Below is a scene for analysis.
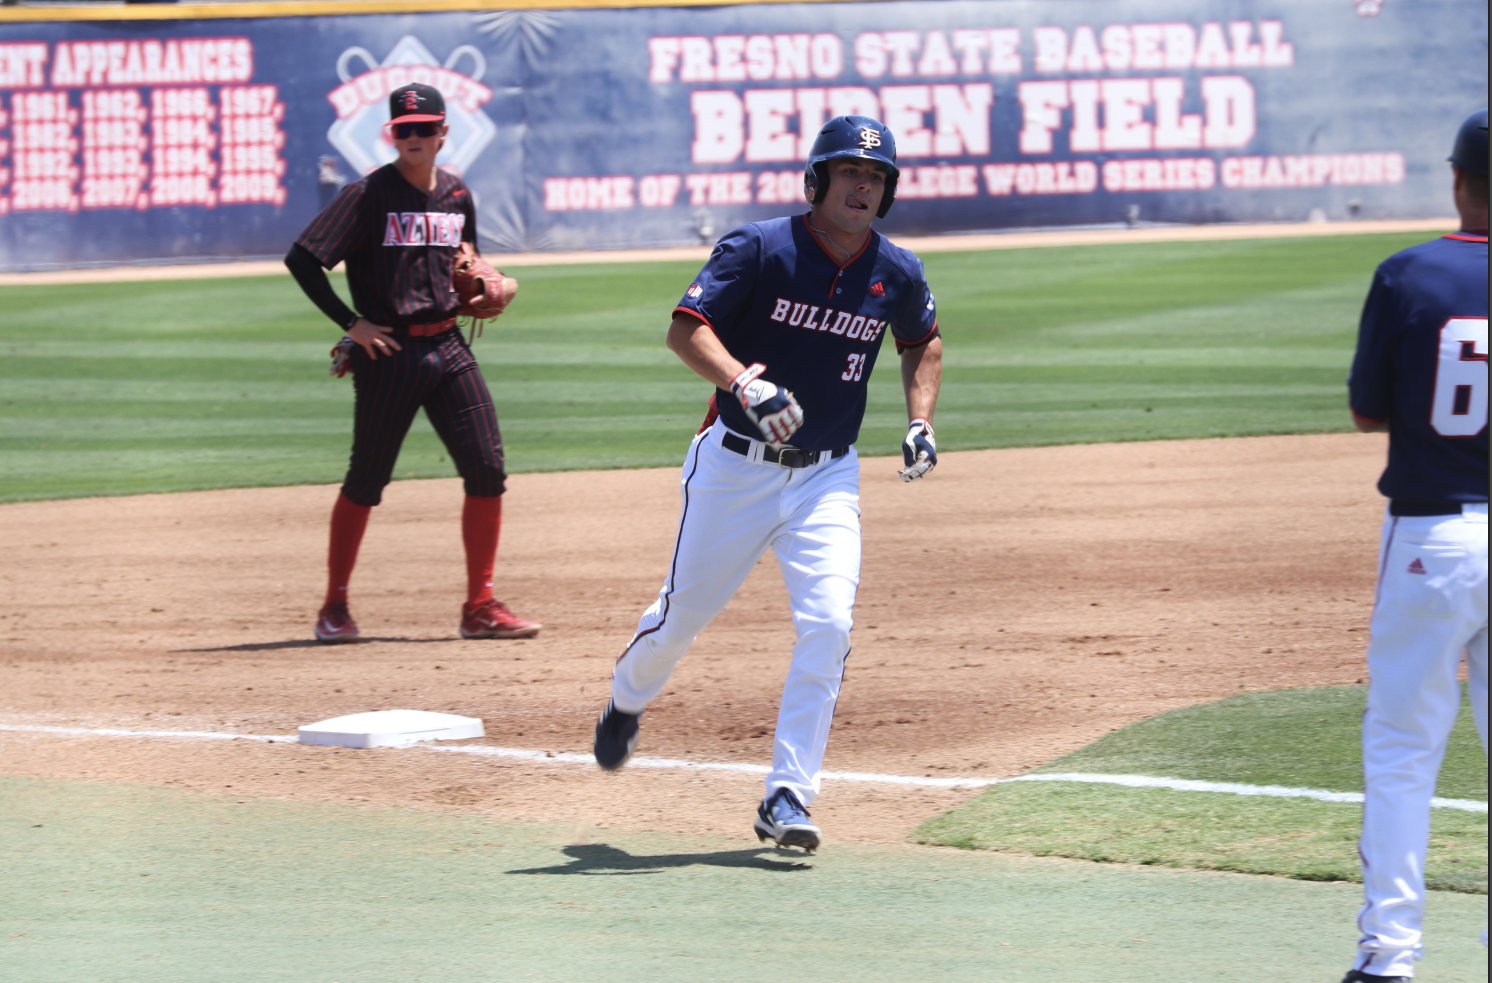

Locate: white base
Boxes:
[297,709,485,749]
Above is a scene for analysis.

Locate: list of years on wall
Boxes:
[1,83,287,215]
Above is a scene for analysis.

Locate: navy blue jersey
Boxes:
[1348,232,1489,503]
[296,164,476,327]
[676,214,938,451]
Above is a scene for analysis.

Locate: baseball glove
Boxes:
[453,242,518,320]
[329,335,356,378]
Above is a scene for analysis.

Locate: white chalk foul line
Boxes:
[0,723,295,743]
[1015,773,1488,813]
[1,723,1484,813]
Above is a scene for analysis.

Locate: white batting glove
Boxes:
[731,363,804,444]
[898,418,937,481]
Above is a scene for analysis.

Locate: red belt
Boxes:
[406,318,457,337]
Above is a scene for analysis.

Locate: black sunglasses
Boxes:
[392,121,441,139]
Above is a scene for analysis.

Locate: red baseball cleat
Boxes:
[460,598,541,639]
[314,602,360,644]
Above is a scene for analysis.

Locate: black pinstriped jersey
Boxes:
[296,163,477,327]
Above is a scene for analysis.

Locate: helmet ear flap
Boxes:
[803,161,829,205]
[876,173,897,218]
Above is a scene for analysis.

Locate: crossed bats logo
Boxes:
[858,126,882,151]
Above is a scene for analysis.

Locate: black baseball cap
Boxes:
[388,83,445,125]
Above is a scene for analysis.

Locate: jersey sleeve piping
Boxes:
[672,306,714,332]
[897,319,939,348]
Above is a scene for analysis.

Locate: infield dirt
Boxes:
[0,433,1388,845]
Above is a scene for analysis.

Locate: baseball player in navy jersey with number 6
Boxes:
[591,116,943,853]
[1340,109,1488,983]
[283,83,540,644]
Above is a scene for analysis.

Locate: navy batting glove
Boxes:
[898,418,936,481]
[731,363,804,444]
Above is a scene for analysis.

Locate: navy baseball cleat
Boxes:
[754,788,821,853]
[593,700,640,771]
[1339,972,1411,982]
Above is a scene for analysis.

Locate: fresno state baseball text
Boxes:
[769,296,885,341]
[546,16,1405,213]
[382,211,466,246]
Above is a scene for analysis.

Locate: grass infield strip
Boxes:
[4,776,1490,983]
[914,686,1488,894]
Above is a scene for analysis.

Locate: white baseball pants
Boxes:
[611,418,861,806]
[1353,504,1488,978]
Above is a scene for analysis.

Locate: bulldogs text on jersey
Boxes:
[769,297,885,342]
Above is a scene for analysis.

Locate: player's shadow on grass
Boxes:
[507,843,812,876]
[176,636,463,653]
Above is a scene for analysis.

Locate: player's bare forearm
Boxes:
[667,311,746,390]
[900,336,942,423]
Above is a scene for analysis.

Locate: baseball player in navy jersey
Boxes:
[283,82,540,644]
[1340,109,1488,983]
[591,115,943,852]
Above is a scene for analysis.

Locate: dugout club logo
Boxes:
[325,35,497,177]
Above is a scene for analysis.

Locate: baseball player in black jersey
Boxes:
[284,82,540,644]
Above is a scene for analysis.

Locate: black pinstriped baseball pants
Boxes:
[341,329,506,507]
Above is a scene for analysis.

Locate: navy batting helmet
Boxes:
[1449,109,1488,176]
[804,115,900,218]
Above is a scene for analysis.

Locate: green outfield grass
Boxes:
[913,686,1488,893]
[0,230,1448,502]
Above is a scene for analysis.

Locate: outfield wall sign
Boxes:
[0,0,1484,268]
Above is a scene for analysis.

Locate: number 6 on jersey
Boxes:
[1432,317,1489,437]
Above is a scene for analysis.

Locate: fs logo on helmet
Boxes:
[858,126,882,151]
[403,90,422,110]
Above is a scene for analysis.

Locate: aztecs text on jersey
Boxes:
[1349,232,1489,503]
[296,164,476,326]
[677,214,939,451]
[382,211,467,247]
